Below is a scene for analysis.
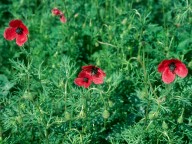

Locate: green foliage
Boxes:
[0,0,192,143]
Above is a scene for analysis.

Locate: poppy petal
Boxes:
[74,77,92,88]
[16,34,28,46]
[175,62,188,78]
[52,8,62,15]
[158,60,170,73]
[83,81,92,88]
[9,19,22,27]
[60,14,67,23]
[78,71,92,78]
[98,69,106,77]
[20,23,29,35]
[162,68,175,84]
[75,71,92,88]
[80,65,105,85]
[92,72,104,82]
[4,27,16,40]
[82,65,93,72]
[92,77,104,84]
[74,78,84,86]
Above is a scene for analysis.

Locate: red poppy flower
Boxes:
[74,71,92,88]
[158,59,188,84]
[52,8,67,23]
[81,65,106,84]
[52,8,62,15]
[4,19,29,46]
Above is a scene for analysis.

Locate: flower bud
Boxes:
[177,115,183,124]
[58,80,64,87]
[108,100,113,107]
[79,110,86,119]
[162,121,168,130]
[52,64,56,68]
[22,91,33,100]
[178,108,184,124]
[188,61,192,68]
[16,116,22,124]
[65,111,71,121]
[121,18,127,25]
[53,51,58,57]
[148,111,158,119]
[102,110,110,119]
[140,90,147,99]
[95,42,99,47]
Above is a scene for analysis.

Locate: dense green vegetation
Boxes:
[0,0,192,143]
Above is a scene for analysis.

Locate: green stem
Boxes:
[45,128,49,144]
[64,80,68,111]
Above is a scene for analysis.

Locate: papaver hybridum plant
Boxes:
[74,71,92,88]
[82,65,106,84]
[4,19,29,46]
[158,59,188,84]
[52,8,67,23]
[74,65,106,88]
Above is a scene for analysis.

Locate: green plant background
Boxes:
[0,0,192,143]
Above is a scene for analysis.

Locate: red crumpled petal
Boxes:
[78,71,91,78]
[82,80,92,88]
[81,65,106,84]
[52,8,62,15]
[175,62,188,78]
[81,66,93,76]
[74,77,84,86]
[81,65,94,70]
[92,71,105,84]
[16,34,28,46]
[162,68,175,84]
[9,19,22,28]
[4,27,16,40]
[158,60,170,73]
[92,77,104,84]
[82,65,106,76]
[75,71,92,88]
[60,14,67,23]
[98,68,106,77]
[20,23,29,35]
[74,77,92,88]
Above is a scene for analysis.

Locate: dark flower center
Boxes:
[91,67,98,75]
[169,62,176,72]
[16,27,23,35]
[83,78,88,83]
